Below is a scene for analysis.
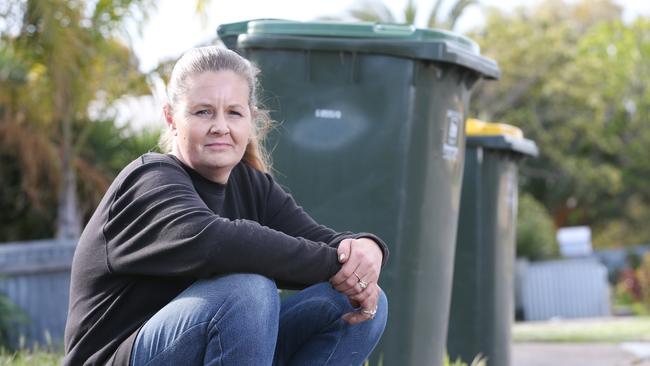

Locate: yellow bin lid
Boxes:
[466,118,523,139]
[465,118,538,157]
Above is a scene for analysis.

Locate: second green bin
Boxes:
[447,119,538,366]
[218,20,499,365]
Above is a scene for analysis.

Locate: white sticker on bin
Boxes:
[443,110,462,161]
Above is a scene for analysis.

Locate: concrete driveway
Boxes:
[512,342,650,366]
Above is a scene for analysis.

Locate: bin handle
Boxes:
[372,23,416,36]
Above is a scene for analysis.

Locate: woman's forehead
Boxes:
[183,71,250,103]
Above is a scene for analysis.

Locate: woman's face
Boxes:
[166,70,253,183]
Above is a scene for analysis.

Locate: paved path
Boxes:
[512,342,650,366]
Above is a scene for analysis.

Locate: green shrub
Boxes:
[638,253,650,312]
[516,193,557,260]
[0,347,63,366]
[363,352,486,366]
[0,292,27,350]
[612,268,648,316]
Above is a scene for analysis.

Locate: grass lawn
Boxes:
[513,316,650,343]
[0,349,484,366]
[0,349,63,366]
[0,353,484,366]
[16,316,650,365]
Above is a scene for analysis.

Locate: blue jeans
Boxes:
[130,273,388,365]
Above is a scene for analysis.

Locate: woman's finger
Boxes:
[341,290,379,324]
[331,263,363,294]
[337,238,353,263]
[349,285,373,302]
[330,250,361,285]
[330,241,360,286]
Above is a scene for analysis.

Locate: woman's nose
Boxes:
[209,113,229,135]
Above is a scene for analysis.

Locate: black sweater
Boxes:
[63,153,388,366]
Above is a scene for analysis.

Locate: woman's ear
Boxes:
[163,104,176,134]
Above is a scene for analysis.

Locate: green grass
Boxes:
[513,316,650,343]
[0,349,484,366]
[14,316,648,365]
[0,348,63,366]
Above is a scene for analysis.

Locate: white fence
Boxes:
[0,239,76,348]
[516,258,610,321]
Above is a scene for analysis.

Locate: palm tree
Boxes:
[0,0,219,242]
[345,0,478,30]
[0,0,152,240]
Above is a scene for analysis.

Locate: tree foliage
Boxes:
[0,0,157,241]
[0,292,27,349]
[470,0,650,248]
[516,193,557,260]
[343,0,478,30]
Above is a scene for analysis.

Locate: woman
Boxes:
[64,46,388,366]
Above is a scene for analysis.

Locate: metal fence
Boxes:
[516,258,610,321]
[0,239,76,348]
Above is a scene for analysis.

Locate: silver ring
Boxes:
[361,306,377,319]
[358,280,368,290]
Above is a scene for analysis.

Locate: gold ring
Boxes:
[353,271,362,281]
[358,280,368,290]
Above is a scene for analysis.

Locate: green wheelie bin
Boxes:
[447,119,538,366]
[218,20,500,366]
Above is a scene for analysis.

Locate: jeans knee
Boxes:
[236,273,279,306]
[218,274,280,329]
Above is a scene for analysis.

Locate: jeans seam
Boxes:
[322,322,344,366]
[208,309,225,366]
[141,320,210,366]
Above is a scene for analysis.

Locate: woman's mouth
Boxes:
[205,142,232,150]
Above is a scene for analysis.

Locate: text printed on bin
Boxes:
[315,109,342,119]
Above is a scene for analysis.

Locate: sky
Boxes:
[131,0,650,73]
[117,0,650,129]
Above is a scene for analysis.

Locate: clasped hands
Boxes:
[329,238,383,324]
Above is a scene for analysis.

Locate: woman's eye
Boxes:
[229,110,243,117]
[194,110,212,117]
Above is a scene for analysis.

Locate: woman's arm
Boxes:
[103,160,341,285]
[257,171,389,294]
[261,174,389,267]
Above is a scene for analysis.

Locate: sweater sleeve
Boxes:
[102,161,341,286]
[261,174,389,267]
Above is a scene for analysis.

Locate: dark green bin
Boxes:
[218,20,499,366]
[447,120,538,366]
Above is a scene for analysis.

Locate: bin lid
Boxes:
[217,19,500,79]
[465,119,539,157]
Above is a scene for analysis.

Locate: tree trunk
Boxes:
[56,117,81,240]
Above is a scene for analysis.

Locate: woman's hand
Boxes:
[330,238,383,324]
[341,282,383,324]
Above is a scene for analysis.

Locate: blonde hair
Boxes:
[159,46,272,173]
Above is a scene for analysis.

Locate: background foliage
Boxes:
[516,193,557,260]
[0,0,159,241]
[0,294,25,349]
[468,0,650,251]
